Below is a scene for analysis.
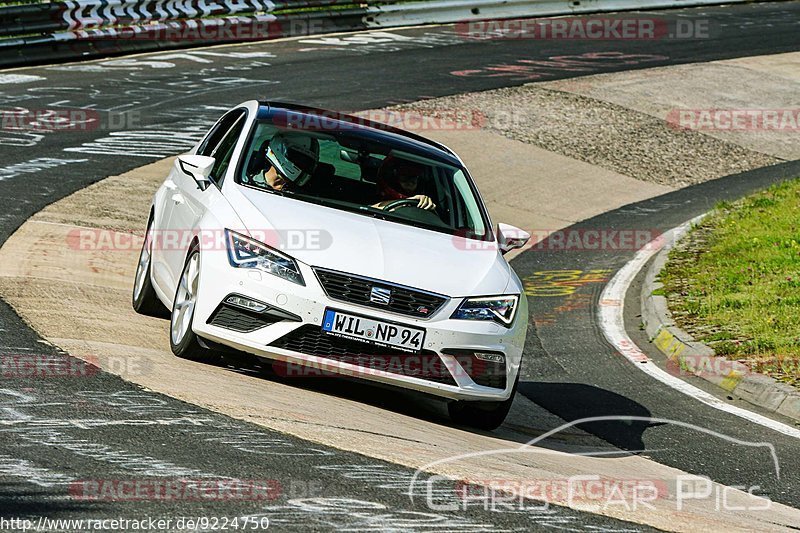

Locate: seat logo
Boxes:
[370,286,391,305]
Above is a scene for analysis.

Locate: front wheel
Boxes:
[170,247,218,364]
[132,216,167,317]
[448,373,519,431]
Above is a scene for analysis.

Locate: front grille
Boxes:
[270,325,456,385]
[446,350,507,389]
[208,304,280,333]
[313,268,447,318]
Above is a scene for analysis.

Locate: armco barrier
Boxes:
[0,0,757,70]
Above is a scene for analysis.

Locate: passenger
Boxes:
[253,133,319,191]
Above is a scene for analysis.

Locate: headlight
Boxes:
[451,295,518,326]
[225,229,304,286]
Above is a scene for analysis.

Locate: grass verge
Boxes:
[660,178,800,389]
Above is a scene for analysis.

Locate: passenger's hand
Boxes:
[409,195,436,211]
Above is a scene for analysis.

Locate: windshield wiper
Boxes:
[356,206,450,232]
[356,206,391,220]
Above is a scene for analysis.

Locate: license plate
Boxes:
[321,309,425,353]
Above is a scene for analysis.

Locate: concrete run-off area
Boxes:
[396,52,800,188]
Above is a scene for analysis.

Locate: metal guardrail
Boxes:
[0,0,755,69]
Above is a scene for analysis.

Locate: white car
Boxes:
[132,101,530,429]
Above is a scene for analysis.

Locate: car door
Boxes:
[160,109,247,297]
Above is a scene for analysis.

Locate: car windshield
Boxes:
[237,117,491,239]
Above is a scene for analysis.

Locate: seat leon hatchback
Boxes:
[132,101,530,429]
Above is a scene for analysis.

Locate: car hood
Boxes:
[236,188,511,297]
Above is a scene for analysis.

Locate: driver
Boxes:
[253,132,319,191]
[372,158,436,211]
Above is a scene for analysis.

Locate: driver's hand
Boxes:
[409,195,436,211]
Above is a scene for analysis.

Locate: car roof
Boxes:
[256,101,463,167]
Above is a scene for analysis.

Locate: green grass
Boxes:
[0,1,53,5]
[660,178,800,388]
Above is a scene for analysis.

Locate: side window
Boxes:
[197,109,245,158]
[319,140,361,180]
[208,114,246,184]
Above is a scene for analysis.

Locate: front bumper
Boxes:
[192,248,527,401]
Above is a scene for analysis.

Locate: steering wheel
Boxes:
[382,198,420,212]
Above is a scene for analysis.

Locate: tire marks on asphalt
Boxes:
[0,345,646,531]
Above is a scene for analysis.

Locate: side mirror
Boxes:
[178,155,215,191]
[497,223,530,255]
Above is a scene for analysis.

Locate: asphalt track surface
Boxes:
[0,1,799,530]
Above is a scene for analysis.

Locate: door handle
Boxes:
[171,193,185,205]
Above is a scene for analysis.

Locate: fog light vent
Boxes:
[443,349,507,389]
[225,295,267,312]
[474,352,504,363]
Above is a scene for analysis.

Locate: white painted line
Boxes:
[598,215,800,439]
[0,74,45,84]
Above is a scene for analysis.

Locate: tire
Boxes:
[169,246,218,363]
[448,372,520,431]
[132,215,168,317]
